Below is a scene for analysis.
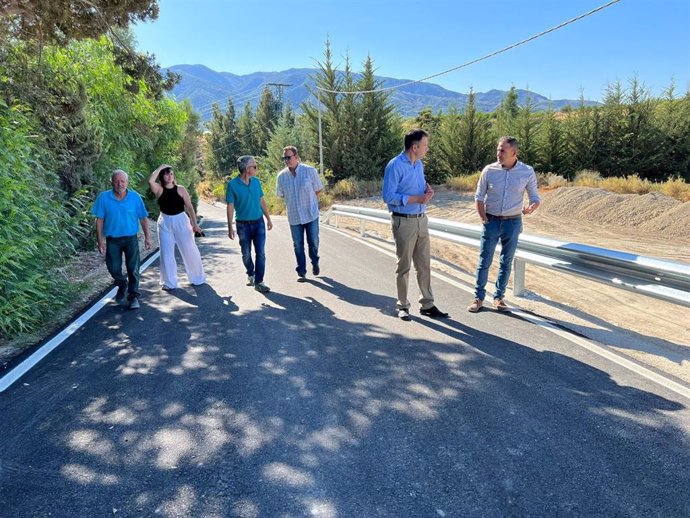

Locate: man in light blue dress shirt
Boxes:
[382,128,449,321]
[468,136,540,313]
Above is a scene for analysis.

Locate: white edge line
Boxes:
[0,250,161,393]
[323,224,690,401]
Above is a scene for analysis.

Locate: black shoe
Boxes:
[313,264,320,276]
[420,305,449,318]
[297,274,307,283]
[398,308,411,321]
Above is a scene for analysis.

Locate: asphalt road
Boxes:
[1,203,689,518]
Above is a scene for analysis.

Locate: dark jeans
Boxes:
[289,218,319,276]
[237,219,266,283]
[106,235,141,301]
[473,215,522,301]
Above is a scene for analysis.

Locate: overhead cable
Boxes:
[316,0,622,95]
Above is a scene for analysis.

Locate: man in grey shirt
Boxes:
[468,136,540,313]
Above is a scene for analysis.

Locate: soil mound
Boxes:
[640,201,690,239]
[540,187,687,239]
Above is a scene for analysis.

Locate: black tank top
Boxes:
[158,185,185,215]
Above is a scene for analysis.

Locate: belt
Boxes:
[487,213,521,220]
[235,218,262,224]
[392,212,425,219]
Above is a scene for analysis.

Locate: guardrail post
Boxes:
[513,258,525,297]
[359,220,365,237]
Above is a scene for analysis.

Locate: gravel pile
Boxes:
[540,187,687,239]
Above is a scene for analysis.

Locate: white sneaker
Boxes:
[246,275,255,286]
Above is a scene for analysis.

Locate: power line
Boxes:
[316,0,622,95]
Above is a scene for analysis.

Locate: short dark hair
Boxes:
[498,136,519,151]
[404,128,429,151]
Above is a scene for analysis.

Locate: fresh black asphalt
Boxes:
[1,203,688,517]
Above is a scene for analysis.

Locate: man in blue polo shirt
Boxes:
[226,155,273,293]
[92,170,151,309]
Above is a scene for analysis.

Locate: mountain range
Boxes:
[166,64,599,121]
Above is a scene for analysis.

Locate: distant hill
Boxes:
[166,64,599,121]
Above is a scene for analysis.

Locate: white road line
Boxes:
[0,250,160,393]
[323,224,690,401]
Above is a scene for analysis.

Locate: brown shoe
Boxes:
[467,298,483,313]
[493,298,509,311]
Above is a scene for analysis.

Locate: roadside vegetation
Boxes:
[1,3,689,345]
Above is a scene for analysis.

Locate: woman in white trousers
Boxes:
[148,164,206,289]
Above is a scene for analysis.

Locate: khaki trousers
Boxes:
[391,214,434,310]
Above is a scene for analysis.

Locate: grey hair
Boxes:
[498,136,519,151]
[237,155,255,174]
[111,169,129,181]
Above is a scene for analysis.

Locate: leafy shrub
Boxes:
[0,102,76,337]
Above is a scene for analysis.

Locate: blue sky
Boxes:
[133,0,690,102]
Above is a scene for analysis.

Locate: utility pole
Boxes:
[266,83,292,114]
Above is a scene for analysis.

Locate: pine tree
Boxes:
[206,98,239,178]
[255,86,279,156]
[1,0,158,46]
[565,95,596,176]
[436,107,463,177]
[624,77,661,179]
[352,54,399,181]
[495,85,519,136]
[657,81,690,180]
[457,89,494,173]
[237,101,257,156]
[303,37,344,182]
[413,107,444,183]
[596,81,627,176]
[537,103,567,176]
[265,108,304,174]
[514,92,540,167]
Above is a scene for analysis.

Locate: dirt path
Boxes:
[339,187,690,384]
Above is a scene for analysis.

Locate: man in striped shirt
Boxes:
[276,146,324,282]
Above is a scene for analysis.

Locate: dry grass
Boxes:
[653,177,690,202]
[328,178,382,199]
[446,172,481,192]
[199,171,690,208]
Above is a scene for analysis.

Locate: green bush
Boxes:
[0,102,77,337]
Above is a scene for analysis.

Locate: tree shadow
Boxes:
[1,283,689,517]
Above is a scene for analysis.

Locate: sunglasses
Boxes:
[282,155,295,161]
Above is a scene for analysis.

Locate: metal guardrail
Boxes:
[324,204,690,308]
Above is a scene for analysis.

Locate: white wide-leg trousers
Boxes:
[157,212,206,288]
